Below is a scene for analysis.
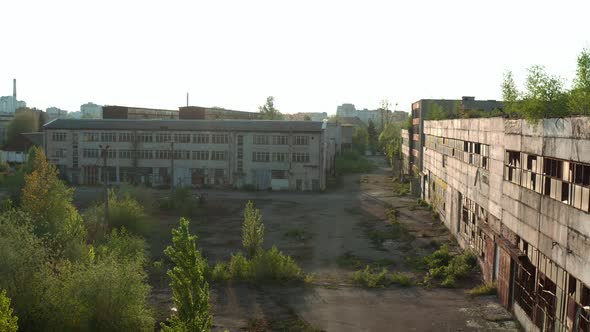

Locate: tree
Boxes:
[569,48,590,115]
[0,289,18,332]
[352,127,369,154]
[162,218,211,332]
[258,96,284,120]
[521,65,568,121]
[20,147,86,259]
[367,119,378,155]
[425,103,447,120]
[242,201,264,258]
[303,115,311,121]
[502,70,520,117]
[4,111,39,148]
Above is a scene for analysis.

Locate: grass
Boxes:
[336,252,363,269]
[352,266,413,288]
[392,180,410,196]
[335,151,375,175]
[467,281,497,296]
[367,221,414,249]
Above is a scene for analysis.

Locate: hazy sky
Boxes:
[1,0,589,114]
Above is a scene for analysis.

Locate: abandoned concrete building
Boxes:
[422,116,590,332]
[102,105,262,120]
[43,119,339,191]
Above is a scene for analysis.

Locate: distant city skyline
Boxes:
[1,0,589,115]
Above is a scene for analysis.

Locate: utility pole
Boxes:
[170,141,175,194]
[99,144,110,227]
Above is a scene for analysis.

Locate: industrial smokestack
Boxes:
[13,79,16,99]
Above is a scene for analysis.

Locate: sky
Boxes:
[1,0,589,115]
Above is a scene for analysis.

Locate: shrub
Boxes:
[353,266,390,288]
[96,228,148,264]
[0,161,9,173]
[335,151,375,175]
[242,201,264,258]
[118,183,156,212]
[467,281,497,296]
[423,245,478,287]
[212,247,305,284]
[108,190,153,237]
[390,272,413,287]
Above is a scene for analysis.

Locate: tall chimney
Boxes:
[13,79,16,99]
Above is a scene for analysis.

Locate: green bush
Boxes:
[423,245,478,287]
[108,190,153,237]
[390,272,413,287]
[118,183,156,212]
[96,228,148,264]
[211,247,305,283]
[353,266,390,288]
[0,161,9,173]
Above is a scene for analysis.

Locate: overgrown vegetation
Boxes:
[422,244,478,287]
[0,148,156,331]
[159,187,203,217]
[467,281,497,296]
[352,266,412,288]
[210,201,307,284]
[335,151,375,175]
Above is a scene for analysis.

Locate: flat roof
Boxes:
[43,119,324,132]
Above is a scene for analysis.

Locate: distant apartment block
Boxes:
[0,79,26,114]
[81,102,103,118]
[336,103,393,128]
[43,119,339,191]
[46,107,68,121]
[422,117,590,332]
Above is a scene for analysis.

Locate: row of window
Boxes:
[252,151,310,163]
[253,135,308,145]
[505,151,590,213]
[424,135,490,169]
[79,132,230,144]
[82,149,228,161]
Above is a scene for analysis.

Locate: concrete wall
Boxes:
[423,116,590,331]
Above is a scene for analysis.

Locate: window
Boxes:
[83,132,99,142]
[273,135,288,145]
[254,135,270,145]
[237,160,243,172]
[156,150,171,159]
[292,152,310,163]
[192,151,209,160]
[53,148,66,158]
[272,152,288,162]
[252,151,270,162]
[211,151,227,160]
[237,135,243,146]
[237,147,243,159]
[137,133,153,142]
[173,150,191,160]
[138,150,153,159]
[193,134,210,144]
[52,132,66,141]
[271,170,287,179]
[118,132,134,142]
[100,132,117,142]
[100,148,116,159]
[174,133,191,143]
[212,134,229,144]
[293,136,309,145]
[119,149,133,159]
[156,133,171,142]
[82,148,99,158]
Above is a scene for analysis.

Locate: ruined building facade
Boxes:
[422,117,590,332]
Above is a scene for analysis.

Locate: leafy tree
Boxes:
[162,218,211,332]
[521,65,569,121]
[242,201,264,258]
[0,210,49,331]
[303,115,311,121]
[425,103,447,120]
[569,48,590,115]
[4,147,41,203]
[0,289,18,332]
[352,127,369,154]
[4,111,39,148]
[379,123,402,168]
[367,119,378,155]
[20,147,86,259]
[502,70,520,117]
[258,96,284,120]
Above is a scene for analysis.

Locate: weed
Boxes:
[353,266,390,288]
[408,204,417,211]
[367,222,414,249]
[467,281,497,296]
[390,272,413,287]
[422,244,478,287]
[417,199,429,207]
